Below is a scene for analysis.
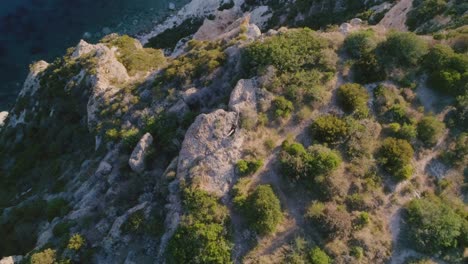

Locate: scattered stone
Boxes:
[169,2,176,10]
[96,161,113,176]
[129,133,154,173]
[350,18,363,26]
[340,23,353,34]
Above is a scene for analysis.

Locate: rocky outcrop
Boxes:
[18,60,49,98]
[71,40,129,130]
[129,133,154,173]
[229,79,258,114]
[177,109,244,196]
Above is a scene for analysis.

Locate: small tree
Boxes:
[309,247,332,264]
[378,137,414,181]
[310,115,348,144]
[417,116,445,147]
[344,30,377,59]
[246,185,283,235]
[273,96,294,118]
[31,249,56,264]
[337,83,370,118]
[378,31,429,67]
[68,233,85,251]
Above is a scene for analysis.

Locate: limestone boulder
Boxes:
[129,133,154,173]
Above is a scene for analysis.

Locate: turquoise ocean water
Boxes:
[0,0,188,110]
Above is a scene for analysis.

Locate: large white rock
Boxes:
[0,111,8,127]
[96,161,113,176]
[177,109,244,196]
[129,133,154,173]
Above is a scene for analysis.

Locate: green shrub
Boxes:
[46,198,70,221]
[310,115,349,145]
[237,159,264,176]
[417,116,446,146]
[354,212,371,229]
[166,188,232,263]
[405,195,467,254]
[378,137,415,181]
[350,246,364,259]
[344,30,377,59]
[243,28,330,74]
[144,112,179,153]
[423,44,468,96]
[157,40,225,85]
[280,141,341,182]
[273,96,294,118]
[121,128,141,150]
[67,233,85,251]
[102,35,166,75]
[166,221,232,264]
[353,50,387,84]
[378,31,429,67]
[105,128,120,141]
[246,185,283,235]
[309,247,331,264]
[31,248,56,264]
[337,83,370,118]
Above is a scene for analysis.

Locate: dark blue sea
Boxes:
[0,0,187,111]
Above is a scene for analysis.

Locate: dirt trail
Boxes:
[386,110,450,264]
[235,73,346,262]
[379,0,413,31]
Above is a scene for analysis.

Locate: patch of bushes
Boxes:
[306,202,352,239]
[67,233,85,251]
[404,194,468,254]
[121,128,141,150]
[309,247,332,264]
[417,116,446,147]
[245,185,283,235]
[280,141,342,182]
[310,115,349,145]
[406,0,448,31]
[378,137,415,181]
[344,30,378,59]
[156,40,226,86]
[423,44,468,96]
[236,159,264,176]
[102,35,166,75]
[272,96,294,118]
[337,83,370,118]
[166,188,231,263]
[243,28,333,74]
[377,31,429,67]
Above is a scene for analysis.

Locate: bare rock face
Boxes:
[177,109,244,196]
[229,79,258,114]
[129,133,153,173]
[0,256,23,264]
[71,40,129,130]
[18,60,49,97]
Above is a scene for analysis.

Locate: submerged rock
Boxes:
[129,133,154,173]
